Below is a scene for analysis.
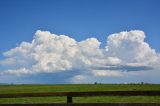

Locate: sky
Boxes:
[0,0,160,84]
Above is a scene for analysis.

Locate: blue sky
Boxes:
[0,0,160,84]
[1,0,160,54]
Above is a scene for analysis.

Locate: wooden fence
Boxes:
[0,91,160,106]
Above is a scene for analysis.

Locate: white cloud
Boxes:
[106,30,160,66]
[92,70,123,77]
[1,68,31,76]
[0,30,107,75]
[73,75,86,80]
[0,30,160,83]
[0,58,15,65]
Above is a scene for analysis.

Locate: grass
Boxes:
[0,84,160,104]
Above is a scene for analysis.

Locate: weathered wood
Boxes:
[0,91,160,98]
[0,103,160,106]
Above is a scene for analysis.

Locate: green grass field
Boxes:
[0,84,160,104]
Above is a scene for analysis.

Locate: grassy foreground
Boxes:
[0,84,160,104]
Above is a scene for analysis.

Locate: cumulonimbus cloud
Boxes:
[0,30,160,81]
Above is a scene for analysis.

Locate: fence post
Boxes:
[67,96,72,104]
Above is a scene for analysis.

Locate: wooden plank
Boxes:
[68,91,160,97]
[0,103,160,106]
[0,91,160,98]
[0,92,68,98]
[0,104,67,106]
